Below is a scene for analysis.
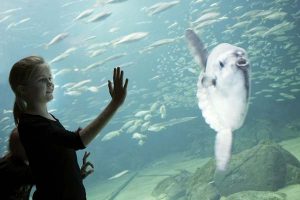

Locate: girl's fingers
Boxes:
[113,68,116,82]
[120,70,123,84]
[124,78,128,90]
[108,80,113,96]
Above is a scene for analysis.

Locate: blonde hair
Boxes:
[9,56,46,124]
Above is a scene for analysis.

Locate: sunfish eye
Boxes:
[219,61,224,68]
[235,51,244,57]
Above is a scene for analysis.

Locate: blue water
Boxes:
[0,0,300,199]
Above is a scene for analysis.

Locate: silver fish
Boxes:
[185,29,250,171]
[45,32,69,49]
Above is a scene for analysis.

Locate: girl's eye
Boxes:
[39,78,47,82]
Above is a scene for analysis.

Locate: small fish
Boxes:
[88,49,106,58]
[0,117,10,123]
[45,32,69,49]
[74,9,94,21]
[108,170,129,180]
[68,80,91,90]
[159,105,166,119]
[101,130,122,141]
[140,121,151,132]
[148,124,166,132]
[144,114,152,121]
[87,11,111,23]
[106,0,128,4]
[138,140,145,146]
[132,132,147,140]
[290,88,300,92]
[120,120,136,131]
[112,32,148,46]
[134,110,151,117]
[146,1,180,16]
[64,90,82,96]
[139,37,178,53]
[109,27,120,33]
[3,109,13,114]
[49,47,77,64]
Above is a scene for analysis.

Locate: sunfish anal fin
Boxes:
[215,129,232,171]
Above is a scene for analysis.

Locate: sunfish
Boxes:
[185,29,250,171]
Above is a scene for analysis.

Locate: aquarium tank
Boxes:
[1,0,300,199]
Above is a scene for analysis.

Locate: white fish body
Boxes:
[45,32,69,49]
[185,29,250,171]
[87,11,111,23]
[49,47,77,64]
[134,110,151,117]
[108,170,129,180]
[159,105,166,119]
[146,1,180,16]
[74,9,94,21]
[132,132,147,140]
[101,130,122,141]
[112,32,148,46]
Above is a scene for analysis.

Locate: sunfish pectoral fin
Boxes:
[185,28,208,70]
[201,76,216,87]
[215,129,232,171]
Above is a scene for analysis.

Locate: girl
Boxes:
[0,128,33,200]
[9,56,128,200]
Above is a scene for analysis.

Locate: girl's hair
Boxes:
[9,56,46,124]
[8,128,20,153]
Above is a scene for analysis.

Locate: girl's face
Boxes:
[24,64,54,105]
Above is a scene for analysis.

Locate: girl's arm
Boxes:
[79,67,128,146]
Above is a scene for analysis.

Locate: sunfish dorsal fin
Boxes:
[185,28,208,70]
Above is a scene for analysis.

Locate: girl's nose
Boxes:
[47,79,54,87]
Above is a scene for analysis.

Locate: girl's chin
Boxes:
[46,94,54,101]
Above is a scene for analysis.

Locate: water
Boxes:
[0,0,300,199]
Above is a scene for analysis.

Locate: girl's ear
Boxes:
[17,85,26,96]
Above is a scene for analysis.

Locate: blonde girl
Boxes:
[9,56,128,200]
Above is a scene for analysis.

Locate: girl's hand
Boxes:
[80,151,94,179]
[108,67,128,106]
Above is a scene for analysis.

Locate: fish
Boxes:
[0,7,22,15]
[111,32,149,46]
[0,117,10,123]
[49,47,77,64]
[185,29,251,171]
[73,9,94,21]
[134,110,151,117]
[87,49,106,58]
[108,170,129,180]
[45,32,69,49]
[106,0,128,4]
[68,79,91,90]
[0,15,11,23]
[132,132,147,140]
[101,130,123,141]
[87,11,112,23]
[139,37,178,53]
[159,105,166,119]
[145,1,180,16]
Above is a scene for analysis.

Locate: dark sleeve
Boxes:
[50,127,86,150]
[19,119,85,150]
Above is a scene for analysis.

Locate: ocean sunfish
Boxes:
[185,29,250,171]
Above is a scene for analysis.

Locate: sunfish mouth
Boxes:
[236,58,248,69]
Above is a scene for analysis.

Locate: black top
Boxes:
[0,156,33,200]
[18,113,86,200]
